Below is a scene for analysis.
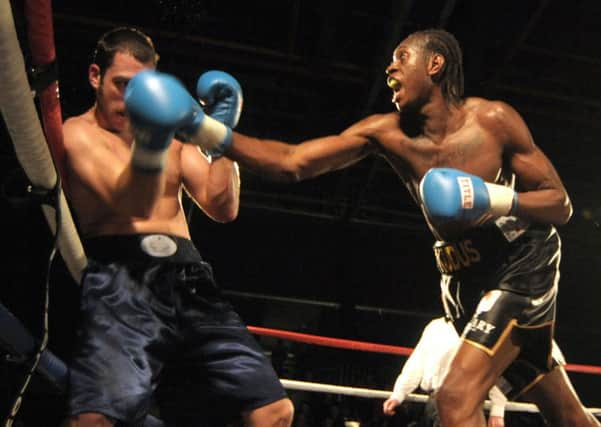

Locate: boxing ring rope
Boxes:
[248,326,601,416]
[247,326,601,376]
[0,0,86,284]
[279,379,545,414]
[248,326,413,356]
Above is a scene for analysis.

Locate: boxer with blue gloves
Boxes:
[61,27,293,427]
[194,28,598,427]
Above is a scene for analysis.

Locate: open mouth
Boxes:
[387,77,403,106]
[387,76,401,91]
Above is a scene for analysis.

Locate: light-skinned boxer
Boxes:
[62,26,293,427]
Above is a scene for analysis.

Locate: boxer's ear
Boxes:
[89,64,101,90]
[427,53,446,82]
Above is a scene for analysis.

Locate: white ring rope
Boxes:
[280,379,601,416]
[0,0,86,283]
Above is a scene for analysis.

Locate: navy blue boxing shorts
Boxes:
[68,234,287,425]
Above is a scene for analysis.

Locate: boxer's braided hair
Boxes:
[412,29,464,106]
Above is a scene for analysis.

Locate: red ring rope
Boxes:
[248,325,601,375]
[250,325,418,356]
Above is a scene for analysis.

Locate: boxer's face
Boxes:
[386,36,433,112]
[90,51,154,133]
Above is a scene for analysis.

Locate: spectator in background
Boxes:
[382,317,506,427]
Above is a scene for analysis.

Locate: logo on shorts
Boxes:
[140,234,177,257]
[433,239,481,274]
[467,318,496,335]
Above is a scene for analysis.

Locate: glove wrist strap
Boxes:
[485,183,517,217]
[190,115,232,158]
[131,141,168,173]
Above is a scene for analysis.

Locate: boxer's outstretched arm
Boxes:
[226,115,387,182]
[487,101,572,225]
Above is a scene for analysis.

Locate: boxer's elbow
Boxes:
[204,192,239,223]
[248,144,327,183]
[281,161,319,183]
[281,148,332,182]
[269,149,310,183]
[281,162,309,183]
[204,203,239,223]
[212,206,239,223]
[221,199,240,222]
[557,195,573,225]
[545,192,572,225]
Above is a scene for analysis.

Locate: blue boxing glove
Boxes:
[196,70,243,129]
[419,167,518,234]
[194,70,242,158]
[125,70,203,172]
[126,70,233,169]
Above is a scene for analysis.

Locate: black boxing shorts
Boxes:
[68,234,287,425]
[434,219,562,398]
[462,286,557,399]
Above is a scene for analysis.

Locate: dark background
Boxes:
[1,0,600,424]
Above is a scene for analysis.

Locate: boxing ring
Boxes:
[1,0,600,425]
[249,325,601,415]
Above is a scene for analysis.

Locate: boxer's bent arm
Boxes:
[204,157,240,222]
[488,101,572,225]
[510,145,572,224]
[181,143,240,223]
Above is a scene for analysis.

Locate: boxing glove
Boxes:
[419,167,518,231]
[125,70,202,172]
[125,70,233,169]
[196,70,243,129]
